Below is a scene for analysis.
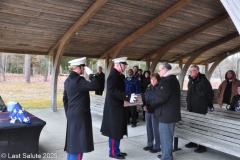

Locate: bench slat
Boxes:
[176,122,240,145]
[174,129,240,158]
[181,110,240,126]
[179,118,240,136]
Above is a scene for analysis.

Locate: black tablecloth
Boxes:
[0,111,46,160]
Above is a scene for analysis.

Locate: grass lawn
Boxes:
[0,73,95,110]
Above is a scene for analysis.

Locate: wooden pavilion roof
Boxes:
[1,0,240,67]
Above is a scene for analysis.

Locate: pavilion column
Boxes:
[146,56,150,70]
[51,49,58,112]
[207,54,229,80]
[178,58,185,90]
[49,0,108,110]
[104,54,110,94]
[179,58,183,69]
[205,63,210,80]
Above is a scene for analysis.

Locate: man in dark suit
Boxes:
[95,66,105,96]
[185,65,214,153]
[101,57,137,159]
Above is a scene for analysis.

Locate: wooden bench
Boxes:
[180,89,218,107]
[90,94,105,116]
[174,108,240,158]
[90,94,143,116]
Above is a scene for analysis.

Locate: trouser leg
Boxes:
[109,137,120,156]
[129,106,137,124]
[126,107,130,124]
[67,153,83,160]
[152,115,160,150]
[145,112,153,147]
[159,122,175,160]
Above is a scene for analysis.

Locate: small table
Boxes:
[0,111,46,160]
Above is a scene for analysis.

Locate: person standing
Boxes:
[141,70,151,121]
[124,69,142,127]
[185,65,214,153]
[95,66,105,96]
[216,70,240,108]
[147,63,182,160]
[137,69,144,87]
[133,65,139,77]
[63,57,100,160]
[143,73,161,154]
[228,85,240,112]
[101,57,137,159]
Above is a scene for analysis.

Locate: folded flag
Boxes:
[8,102,31,124]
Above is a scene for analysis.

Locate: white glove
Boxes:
[84,66,93,75]
[130,93,137,103]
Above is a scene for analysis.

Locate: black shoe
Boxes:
[194,146,207,153]
[143,146,153,151]
[109,154,125,159]
[150,148,161,153]
[131,124,136,127]
[157,155,161,158]
[120,152,127,156]
[185,142,198,148]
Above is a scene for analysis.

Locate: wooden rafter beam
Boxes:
[0,49,47,55]
[197,46,240,65]
[62,53,101,58]
[141,13,229,62]
[100,0,192,59]
[172,32,239,63]
[48,0,108,55]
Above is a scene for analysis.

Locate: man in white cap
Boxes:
[63,57,100,160]
[101,57,137,159]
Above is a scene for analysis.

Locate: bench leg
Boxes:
[173,137,181,152]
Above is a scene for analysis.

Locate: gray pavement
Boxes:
[28,107,239,160]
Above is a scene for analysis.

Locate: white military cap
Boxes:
[112,57,128,65]
[68,57,86,66]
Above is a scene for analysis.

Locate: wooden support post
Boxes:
[51,49,58,112]
[104,54,110,94]
[179,58,183,69]
[146,56,150,70]
[205,63,210,80]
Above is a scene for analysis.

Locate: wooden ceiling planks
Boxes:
[0,0,239,67]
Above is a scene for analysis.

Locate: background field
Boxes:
[0,73,68,109]
[0,73,220,110]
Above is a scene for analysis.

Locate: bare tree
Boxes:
[25,54,31,83]
[43,56,51,81]
[0,53,6,81]
[217,65,223,82]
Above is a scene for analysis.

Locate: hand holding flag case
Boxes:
[8,102,31,124]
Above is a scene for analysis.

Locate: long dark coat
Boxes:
[95,72,105,92]
[63,71,100,153]
[101,68,130,139]
[186,73,214,114]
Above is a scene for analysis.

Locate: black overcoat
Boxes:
[63,71,100,153]
[101,68,130,139]
[95,72,105,92]
[149,67,182,123]
[186,73,214,114]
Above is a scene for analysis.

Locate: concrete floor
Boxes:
[28,107,240,160]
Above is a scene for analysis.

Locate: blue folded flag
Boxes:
[8,102,31,124]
